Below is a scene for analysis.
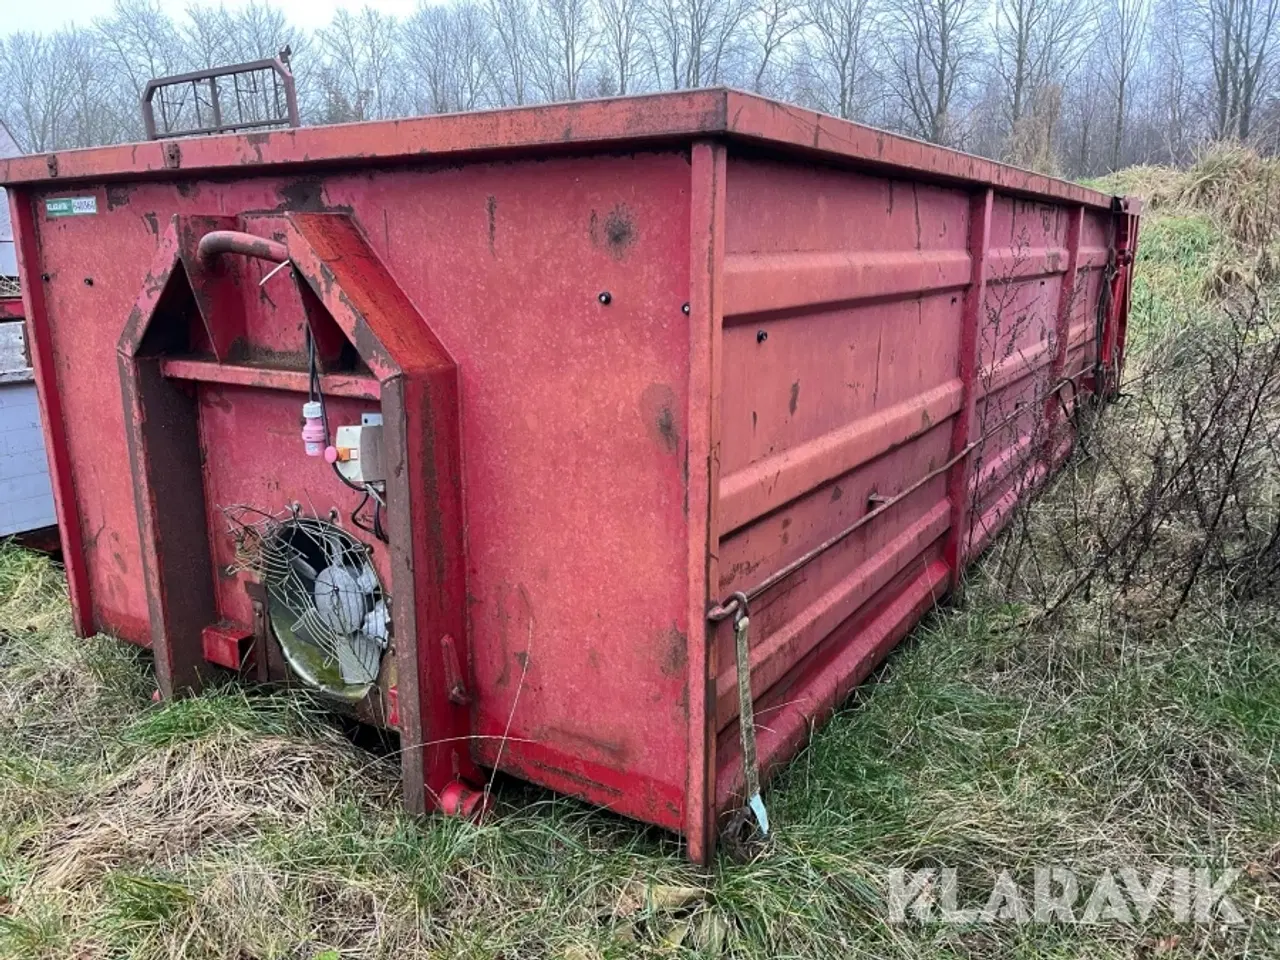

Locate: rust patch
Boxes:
[83,520,106,551]
[831,484,843,502]
[245,132,270,161]
[639,383,679,454]
[789,380,800,415]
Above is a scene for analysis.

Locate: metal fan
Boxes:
[257,516,390,701]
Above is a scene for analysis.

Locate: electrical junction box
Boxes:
[333,413,384,484]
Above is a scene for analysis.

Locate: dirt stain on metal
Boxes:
[494,582,534,688]
[279,179,327,211]
[591,203,637,260]
[789,380,800,415]
[486,195,497,257]
[106,185,135,210]
[660,624,688,677]
[640,383,679,454]
[540,726,626,763]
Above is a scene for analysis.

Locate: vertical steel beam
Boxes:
[9,190,94,637]
[1043,206,1084,463]
[686,139,726,865]
[944,188,994,588]
[1110,204,1141,394]
[119,353,217,696]
[116,219,223,696]
[1101,204,1136,397]
[286,213,481,813]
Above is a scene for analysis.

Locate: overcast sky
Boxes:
[6,0,422,34]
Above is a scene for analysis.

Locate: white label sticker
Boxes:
[45,196,98,217]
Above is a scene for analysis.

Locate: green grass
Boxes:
[2,170,1280,958]
[2,565,1277,957]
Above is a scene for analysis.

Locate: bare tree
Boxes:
[487,0,535,104]
[1100,0,1147,169]
[747,0,806,94]
[598,0,646,93]
[887,0,985,144]
[61,29,127,148]
[643,0,753,88]
[403,1,496,113]
[0,33,76,152]
[94,0,185,99]
[529,0,601,99]
[802,0,881,118]
[1192,0,1280,139]
[995,0,1087,147]
[1148,0,1194,160]
[230,2,301,59]
[315,7,405,120]
[183,5,236,68]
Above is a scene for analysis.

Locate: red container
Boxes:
[1,90,1139,862]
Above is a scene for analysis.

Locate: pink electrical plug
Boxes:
[302,401,326,457]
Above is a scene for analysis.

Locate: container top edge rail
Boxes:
[0,88,1132,212]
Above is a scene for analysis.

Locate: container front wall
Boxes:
[13,150,702,831]
[710,149,1124,811]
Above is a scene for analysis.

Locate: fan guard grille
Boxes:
[229,508,390,701]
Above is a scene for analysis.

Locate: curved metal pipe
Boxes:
[197,230,289,264]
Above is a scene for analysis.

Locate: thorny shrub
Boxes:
[989,149,1280,632]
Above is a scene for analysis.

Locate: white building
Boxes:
[0,120,16,277]
[0,120,56,537]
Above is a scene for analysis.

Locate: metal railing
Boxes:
[142,47,300,140]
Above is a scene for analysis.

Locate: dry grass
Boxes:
[1,155,1280,958]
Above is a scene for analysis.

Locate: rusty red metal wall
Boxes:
[0,90,1139,863]
[709,158,1137,817]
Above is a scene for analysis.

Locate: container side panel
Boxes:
[420,155,695,828]
[714,154,964,806]
[33,189,158,640]
[963,198,1116,558]
[714,156,1120,811]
